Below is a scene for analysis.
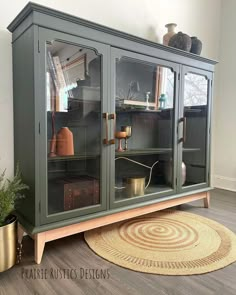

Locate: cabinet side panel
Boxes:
[12,27,36,226]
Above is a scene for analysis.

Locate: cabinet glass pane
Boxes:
[182,73,208,187]
[46,41,101,215]
[115,57,175,201]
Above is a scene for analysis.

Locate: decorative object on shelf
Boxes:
[120,126,132,150]
[64,176,99,210]
[0,165,28,272]
[190,37,202,55]
[124,176,145,198]
[49,176,99,211]
[145,91,151,110]
[48,112,57,157]
[164,160,186,185]
[115,131,127,152]
[163,23,177,46]
[168,32,192,52]
[127,80,140,100]
[115,157,159,193]
[159,93,167,110]
[56,127,74,156]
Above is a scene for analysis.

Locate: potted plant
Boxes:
[0,165,28,272]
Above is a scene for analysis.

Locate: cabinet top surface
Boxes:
[8,2,217,65]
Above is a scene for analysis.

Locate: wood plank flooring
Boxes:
[0,189,235,295]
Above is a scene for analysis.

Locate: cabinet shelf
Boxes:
[115,148,200,157]
[48,153,100,162]
[47,148,200,161]
[115,185,172,202]
[116,108,171,114]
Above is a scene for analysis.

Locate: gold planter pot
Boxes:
[124,176,145,198]
[0,217,17,272]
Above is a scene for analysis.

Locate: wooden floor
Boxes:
[0,189,235,295]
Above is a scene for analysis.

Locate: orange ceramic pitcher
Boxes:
[56,127,74,156]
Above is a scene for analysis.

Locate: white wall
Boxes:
[0,30,14,179]
[0,0,222,179]
[213,0,236,192]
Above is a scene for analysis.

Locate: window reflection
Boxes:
[46,40,102,215]
[115,58,174,111]
[115,57,175,201]
[184,73,208,106]
[182,72,208,187]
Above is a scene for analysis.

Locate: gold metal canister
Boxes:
[0,218,16,272]
[125,176,145,198]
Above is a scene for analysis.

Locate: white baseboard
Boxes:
[213,175,236,192]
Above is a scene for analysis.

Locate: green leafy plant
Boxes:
[0,165,29,227]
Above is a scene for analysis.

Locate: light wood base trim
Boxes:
[35,232,46,264]
[19,192,209,264]
[204,191,210,208]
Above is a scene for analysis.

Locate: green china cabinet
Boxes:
[8,3,216,263]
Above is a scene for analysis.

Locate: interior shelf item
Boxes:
[56,127,74,156]
[48,175,99,213]
[115,156,159,193]
[120,99,156,108]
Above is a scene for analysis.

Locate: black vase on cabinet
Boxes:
[168,32,192,52]
[190,37,202,55]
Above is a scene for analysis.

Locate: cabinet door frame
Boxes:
[177,66,213,194]
[37,27,110,225]
[109,47,180,209]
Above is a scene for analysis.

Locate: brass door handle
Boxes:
[179,117,187,143]
[109,113,116,145]
[103,113,109,145]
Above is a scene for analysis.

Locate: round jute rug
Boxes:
[84,210,236,275]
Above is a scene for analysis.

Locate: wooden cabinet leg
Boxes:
[35,233,46,264]
[203,192,210,208]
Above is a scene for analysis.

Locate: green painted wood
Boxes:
[8,3,217,72]
[178,66,213,194]
[37,27,110,225]
[21,187,213,234]
[8,2,216,233]
[109,47,180,209]
[12,25,36,226]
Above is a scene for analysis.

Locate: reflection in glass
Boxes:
[184,73,208,106]
[116,59,174,111]
[182,73,208,187]
[115,57,175,201]
[46,41,101,215]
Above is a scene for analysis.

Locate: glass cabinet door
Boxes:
[110,49,179,207]
[178,67,212,191]
[38,29,108,223]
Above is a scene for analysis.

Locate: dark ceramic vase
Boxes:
[190,37,202,55]
[168,32,192,52]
